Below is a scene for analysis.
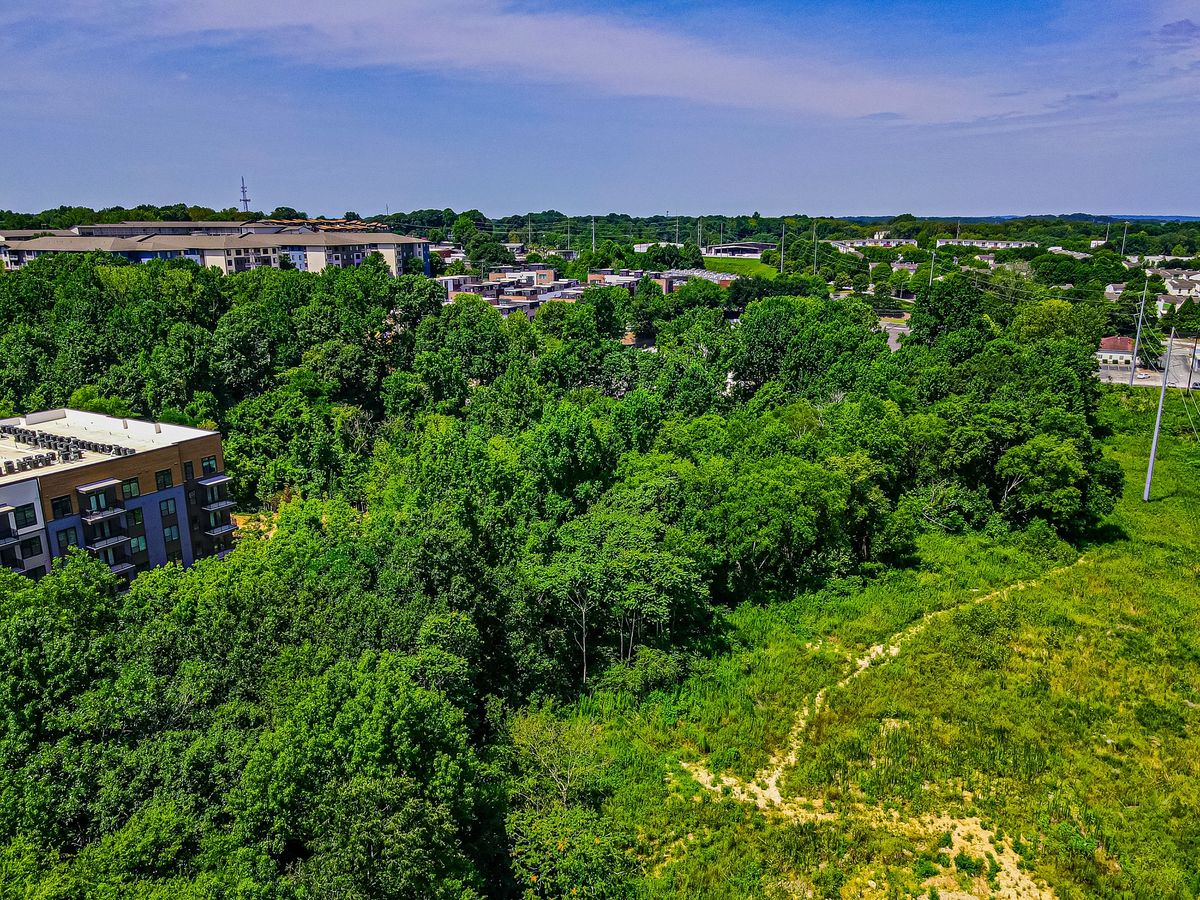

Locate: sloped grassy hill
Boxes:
[582,388,1199,898]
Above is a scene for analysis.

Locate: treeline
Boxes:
[0,250,1124,895]
[8,203,1199,258]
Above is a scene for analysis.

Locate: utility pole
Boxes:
[929,250,936,287]
[779,221,786,275]
[1120,221,1129,256]
[1104,222,1110,244]
[697,217,702,250]
[956,220,961,241]
[527,215,532,246]
[676,217,680,245]
[239,176,251,213]
[591,217,595,252]
[1144,328,1176,501]
[1129,279,1149,386]
[812,219,817,275]
[567,217,570,251]
[720,221,724,245]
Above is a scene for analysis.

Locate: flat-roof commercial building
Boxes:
[0,410,235,582]
[704,241,776,259]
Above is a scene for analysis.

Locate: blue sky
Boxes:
[3,0,1198,217]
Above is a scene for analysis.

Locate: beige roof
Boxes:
[0,229,76,239]
[11,232,427,253]
[0,409,217,486]
[11,236,134,252]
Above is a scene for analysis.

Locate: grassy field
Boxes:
[576,387,1200,899]
[704,257,778,279]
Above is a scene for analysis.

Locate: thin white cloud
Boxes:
[8,0,1196,133]
[28,0,1032,124]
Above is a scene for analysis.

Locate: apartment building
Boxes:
[0,410,234,582]
[0,220,429,275]
[828,238,918,253]
[934,239,1038,249]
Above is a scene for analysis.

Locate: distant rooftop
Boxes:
[0,409,217,485]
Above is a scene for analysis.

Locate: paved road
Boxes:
[1099,340,1200,389]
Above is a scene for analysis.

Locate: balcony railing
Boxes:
[204,523,237,537]
[86,534,130,552]
[202,499,236,513]
[82,505,125,524]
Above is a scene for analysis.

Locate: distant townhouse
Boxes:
[828,238,916,253]
[1165,279,1200,297]
[0,410,235,583]
[935,239,1038,249]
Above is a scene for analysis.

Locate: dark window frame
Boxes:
[56,527,78,553]
[51,495,73,519]
[13,503,37,529]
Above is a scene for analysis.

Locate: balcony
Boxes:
[0,532,17,548]
[204,523,237,537]
[82,505,125,524]
[196,473,232,487]
[86,534,130,552]
[202,498,236,513]
[109,561,136,575]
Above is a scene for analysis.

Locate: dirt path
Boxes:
[678,556,1091,898]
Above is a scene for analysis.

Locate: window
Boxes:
[13,503,37,529]
[56,527,78,553]
[201,455,218,476]
[130,535,147,554]
[155,469,173,491]
[128,508,144,527]
[87,492,109,512]
[167,549,183,564]
[183,460,194,482]
[163,524,180,543]
[121,477,140,500]
[160,497,177,517]
[19,536,42,559]
[51,495,73,519]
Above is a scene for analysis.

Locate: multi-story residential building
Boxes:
[828,237,918,253]
[0,220,429,275]
[934,239,1038,249]
[0,410,234,583]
